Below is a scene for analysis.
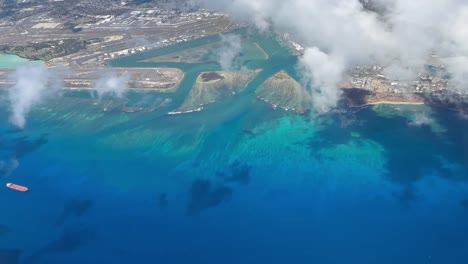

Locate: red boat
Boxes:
[6,183,28,192]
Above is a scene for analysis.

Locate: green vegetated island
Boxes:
[256,70,312,114]
[171,70,261,114]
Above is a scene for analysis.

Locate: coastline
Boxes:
[0,67,185,92]
[0,84,182,93]
[0,52,45,66]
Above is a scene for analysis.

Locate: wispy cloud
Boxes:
[8,64,63,128]
[194,0,468,111]
[93,70,129,99]
[216,34,243,70]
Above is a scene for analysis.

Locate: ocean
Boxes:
[0,31,467,264]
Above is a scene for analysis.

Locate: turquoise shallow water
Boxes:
[0,90,467,264]
[0,55,43,69]
[0,31,467,264]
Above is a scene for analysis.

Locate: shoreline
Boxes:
[257,96,307,114]
[0,84,180,92]
[0,67,185,92]
[0,84,181,92]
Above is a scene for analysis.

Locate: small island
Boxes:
[172,70,261,114]
[256,70,312,113]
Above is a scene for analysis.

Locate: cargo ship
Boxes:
[6,183,28,192]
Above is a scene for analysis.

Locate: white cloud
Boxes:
[216,34,243,70]
[8,65,62,129]
[299,47,344,112]
[94,71,129,99]
[194,0,468,111]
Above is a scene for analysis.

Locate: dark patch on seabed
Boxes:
[56,198,94,226]
[186,179,232,216]
[0,249,21,264]
[11,135,48,158]
[432,108,468,170]
[308,112,359,151]
[23,226,96,264]
[218,160,252,186]
[0,157,19,176]
[241,129,257,138]
[0,133,48,175]
[392,185,417,207]
[4,128,23,134]
[312,106,468,188]
[423,93,468,116]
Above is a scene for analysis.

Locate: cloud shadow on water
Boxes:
[309,103,468,205]
[11,134,48,158]
[55,198,94,226]
[0,133,48,176]
[430,107,468,173]
[221,160,252,186]
[5,128,23,135]
[186,179,232,216]
[391,185,417,208]
[23,226,96,264]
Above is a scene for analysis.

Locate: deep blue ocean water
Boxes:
[0,30,468,264]
[0,92,467,264]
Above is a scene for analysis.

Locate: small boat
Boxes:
[6,183,28,192]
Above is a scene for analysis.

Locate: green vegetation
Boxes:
[0,38,99,61]
[256,70,312,113]
[177,70,260,112]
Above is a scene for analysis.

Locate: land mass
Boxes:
[0,0,238,89]
[339,64,467,112]
[280,29,468,112]
[172,70,261,114]
[141,41,223,64]
[0,67,184,91]
[1,0,467,112]
[256,70,312,113]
